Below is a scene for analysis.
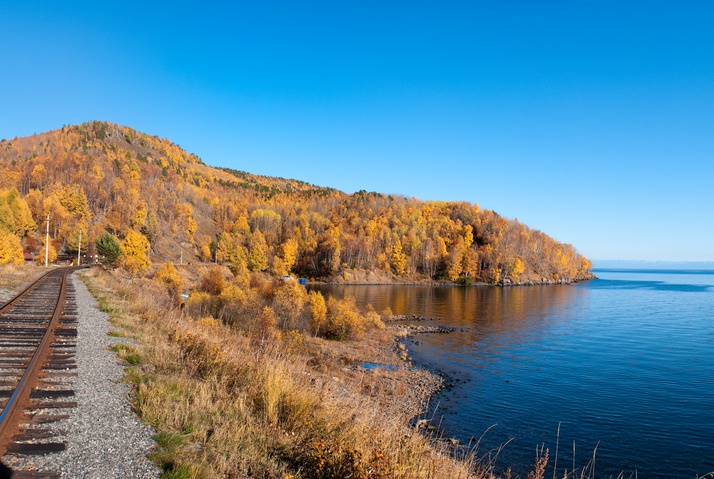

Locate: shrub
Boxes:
[218,283,247,305]
[284,329,305,352]
[296,438,393,479]
[186,292,219,318]
[323,297,364,340]
[0,231,23,265]
[197,316,219,329]
[256,306,280,341]
[308,291,327,335]
[171,328,227,377]
[96,233,122,267]
[251,273,275,298]
[220,284,262,329]
[155,262,184,299]
[273,281,307,330]
[233,266,251,289]
[199,267,225,295]
[364,309,385,331]
[312,297,386,341]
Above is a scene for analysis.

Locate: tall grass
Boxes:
[82,267,482,478]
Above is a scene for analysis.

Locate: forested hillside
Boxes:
[0,122,591,284]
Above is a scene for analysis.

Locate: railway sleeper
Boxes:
[6,442,66,455]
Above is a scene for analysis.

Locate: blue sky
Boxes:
[1,1,712,262]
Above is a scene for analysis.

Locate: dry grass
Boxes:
[0,263,49,298]
[81,267,485,479]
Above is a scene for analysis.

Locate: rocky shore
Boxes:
[380,316,473,449]
[371,314,468,435]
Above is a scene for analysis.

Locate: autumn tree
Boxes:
[0,231,23,265]
[0,189,35,237]
[177,202,197,241]
[272,238,298,276]
[323,226,341,274]
[509,257,526,282]
[122,230,151,275]
[248,230,269,272]
[390,239,408,275]
[217,232,249,275]
[447,238,465,281]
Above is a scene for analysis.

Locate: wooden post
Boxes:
[45,214,50,267]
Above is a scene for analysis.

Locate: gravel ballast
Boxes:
[7,273,161,478]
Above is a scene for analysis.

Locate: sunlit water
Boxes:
[313,270,714,478]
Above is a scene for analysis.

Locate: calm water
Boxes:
[314,270,714,478]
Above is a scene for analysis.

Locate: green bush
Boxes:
[96,233,122,267]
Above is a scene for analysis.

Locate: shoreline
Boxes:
[312,273,596,287]
[382,315,465,439]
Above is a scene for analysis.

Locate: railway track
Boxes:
[0,268,78,479]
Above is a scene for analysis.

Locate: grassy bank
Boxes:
[0,263,48,298]
[80,266,485,479]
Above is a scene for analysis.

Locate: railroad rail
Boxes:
[0,268,78,479]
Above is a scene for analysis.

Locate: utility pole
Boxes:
[77,231,82,266]
[45,213,50,268]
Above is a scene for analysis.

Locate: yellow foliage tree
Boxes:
[232,215,250,235]
[280,238,298,272]
[390,239,408,275]
[177,202,197,239]
[217,232,248,275]
[447,239,466,281]
[272,238,298,276]
[0,189,36,237]
[248,230,269,272]
[510,257,526,282]
[0,231,23,265]
[462,248,479,279]
[122,230,150,275]
[271,256,287,277]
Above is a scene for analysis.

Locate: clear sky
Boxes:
[1,1,712,262]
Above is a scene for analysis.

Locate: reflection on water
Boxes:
[313,270,714,478]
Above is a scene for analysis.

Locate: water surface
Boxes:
[314,270,714,478]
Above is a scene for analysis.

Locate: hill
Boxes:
[0,121,591,283]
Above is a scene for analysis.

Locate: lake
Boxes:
[313,270,714,478]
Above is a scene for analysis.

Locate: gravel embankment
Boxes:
[8,273,160,478]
